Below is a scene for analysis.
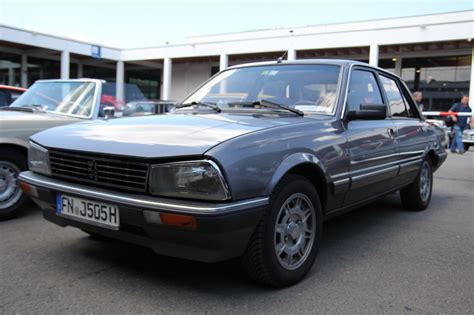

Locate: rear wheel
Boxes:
[241,175,322,287]
[400,158,433,211]
[0,149,28,220]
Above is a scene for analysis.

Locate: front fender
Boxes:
[0,137,29,150]
[263,152,328,196]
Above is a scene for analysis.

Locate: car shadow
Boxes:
[69,193,419,294]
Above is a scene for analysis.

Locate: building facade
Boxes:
[0,10,473,111]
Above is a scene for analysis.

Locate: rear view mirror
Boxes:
[103,106,115,119]
[347,103,387,121]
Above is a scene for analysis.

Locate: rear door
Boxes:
[343,67,399,206]
[378,73,426,186]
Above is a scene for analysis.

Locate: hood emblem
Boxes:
[87,160,98,181]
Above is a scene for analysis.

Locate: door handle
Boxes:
[387,128,396,138]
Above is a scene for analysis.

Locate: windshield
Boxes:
[11,81,97,118]
[181,64,341,114]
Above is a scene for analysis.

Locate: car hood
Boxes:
[32,113,322,158]
[0,110,80,142]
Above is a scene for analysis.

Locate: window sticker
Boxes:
[261,70,279,76]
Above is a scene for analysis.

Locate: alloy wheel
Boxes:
[419,161,431,202]
[274,193,316,270]
[0,161,22,210]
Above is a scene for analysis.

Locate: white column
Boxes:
[219,54,228,71]
[77,63,83,78]
[162,57,172,100]
[287,49,296,61]
[7,67,14,85]
[369,44,379,67]
[394,57,402,76]
[60,50,70,79]
[115,61,124,103]
[20,55,28,87]
[469,46,474,105]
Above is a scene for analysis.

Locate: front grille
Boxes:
[49,150,150,192]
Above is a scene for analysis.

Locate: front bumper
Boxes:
[19,171,269,263]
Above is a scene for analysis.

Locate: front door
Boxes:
[343,68,399,206]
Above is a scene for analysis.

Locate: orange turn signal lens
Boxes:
[159,213,197,230]
[19,181,32,194]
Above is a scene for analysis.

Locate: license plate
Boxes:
[56,193,119,230]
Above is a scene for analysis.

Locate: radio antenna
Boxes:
[277,29,294,63]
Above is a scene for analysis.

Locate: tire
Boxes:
[0,148,28,220]
[241,174,323,287]
[400,158,433,211]
[464,144,470,151]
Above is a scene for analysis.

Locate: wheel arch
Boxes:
[0,142,28,159]
[426,149,437,168]
[266,153,329,212]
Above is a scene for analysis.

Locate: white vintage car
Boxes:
[462,128,474,151]
[0,79,151,220]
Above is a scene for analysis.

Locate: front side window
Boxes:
[181,64,341,114]
[10,91,24,102]
[346,69,383,112]
[0,90,9,107]
[379,75,409,117]
[11,81,97,118]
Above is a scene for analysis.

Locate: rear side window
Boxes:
[347,70,383,112]
[379,75,410,117]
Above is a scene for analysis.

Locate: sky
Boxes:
[0,0,472,49]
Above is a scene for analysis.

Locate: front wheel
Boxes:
[241,175,322,287]
[0,149,28,220]
[464,144,470,151]
[400,158,433,211]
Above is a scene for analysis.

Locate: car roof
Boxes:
[226,59,402,80]
[227,59,363,69]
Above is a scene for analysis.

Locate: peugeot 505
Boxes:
[19,60,447,286]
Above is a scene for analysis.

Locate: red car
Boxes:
[0,85,26,107]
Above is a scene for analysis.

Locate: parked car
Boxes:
[100,82,148,114]
[123,100,176,116]
[19,60,447,287]
[0,79,149,220]
[426,119,450,148]
[462,127,473,151]
[0,85,26,107]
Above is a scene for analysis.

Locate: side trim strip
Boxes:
[19,171,270,215]
[332,178,350,195]
[351,165,399,182]
[399,159,423,175]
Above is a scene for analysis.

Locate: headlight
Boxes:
[149,160,231,201]
[28,141,51,175]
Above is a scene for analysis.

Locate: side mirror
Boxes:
[347,103,387,121]
[103,106,115,119]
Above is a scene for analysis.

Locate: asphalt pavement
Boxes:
[1,151,473,314]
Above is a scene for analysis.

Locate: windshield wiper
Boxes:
[176,101,221,113]
[0,106,35,112]
[0,104,46,113]
[28,104,47,111]
[230,99,304,116]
